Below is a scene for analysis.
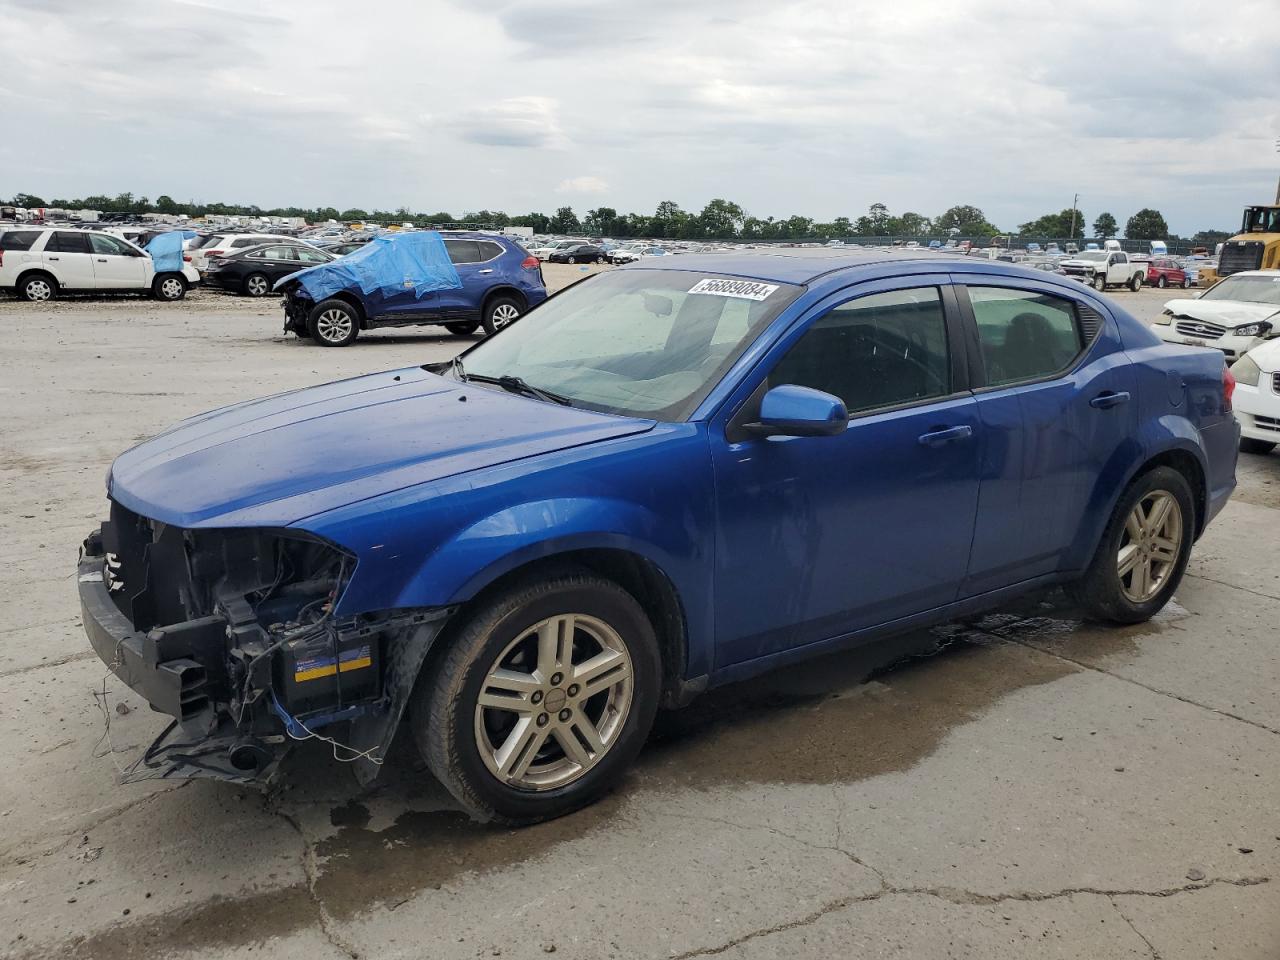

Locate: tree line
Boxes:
[5,191,1230,244]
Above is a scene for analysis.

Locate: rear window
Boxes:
[192,234,226,249]
[0,230,40,251]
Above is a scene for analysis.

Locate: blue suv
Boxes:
[278,231,547,346]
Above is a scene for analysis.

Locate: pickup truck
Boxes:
[1059,249,1145,291]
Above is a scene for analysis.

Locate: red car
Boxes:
[1146,258,1189,289]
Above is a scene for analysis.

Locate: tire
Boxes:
[567,256,578,264]
[1240,437,1276,455]
[1129,273,1143,292]
[242,272,270,298]
[18,273,56,303]
[411,572,661,824]
[445,321,481,336]
[1069,465,1195,624]
[1157,275,1167,288]
[595,256,604,264]
[1183,278,1192,289]
[480,294,524,336]
[307,299,360,347]
[152,274,186,301]
[1092,274,1107,292]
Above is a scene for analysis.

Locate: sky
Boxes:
[2,0,1278,235]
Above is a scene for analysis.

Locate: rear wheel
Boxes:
[152,274,186,301]
[411,572,661,824]
[307,299,360,347]
[481,295,524,336]
[1129,273,1143,292]
[1182,278,1192,289]
[445,321,480,336]
[567,256,578,264]
[19,273,56,302]
[1070,466,1194,623]
[1240,437,1276,455]
[1157,275,1167,288]
[243,273,270,298]
[1092,274,1107,292]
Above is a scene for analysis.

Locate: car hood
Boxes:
[109,367,656,528]
[1060,258,1103,269]
[1163,298,1280,328]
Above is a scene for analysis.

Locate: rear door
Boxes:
[42,231,96,289]
[955,278,1137,594]
[433,239,490,319]
[87,233,147,288]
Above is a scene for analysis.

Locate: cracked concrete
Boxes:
[2,283,1277,958]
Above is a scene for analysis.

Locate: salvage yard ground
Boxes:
[1,273,1277,959]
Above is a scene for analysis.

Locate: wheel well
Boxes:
[482,286,527,315]
[15,268,57,290]
[1139,449,1207,537]
[445,548,689,704]
[314,292,368,328]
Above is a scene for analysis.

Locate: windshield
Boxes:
[1074,251,1107,262]
[1201,275,1280,306]
[458,269,802,420]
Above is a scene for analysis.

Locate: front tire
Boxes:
[243,272,270,298]
[1092,274,1107,292]
[307,299,360,347]
[411,573,661,824]
[1240,437,1276,455]
[152,274,187,301]
[480,294,524,336]
[19,273,56,302]
[1070,466,1194,624]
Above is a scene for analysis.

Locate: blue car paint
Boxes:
[107,251,1238,697]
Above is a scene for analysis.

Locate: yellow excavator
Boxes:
[1211,203,1280,282]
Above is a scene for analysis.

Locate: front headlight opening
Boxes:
[1230,354,1262,387]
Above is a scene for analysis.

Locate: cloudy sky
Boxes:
[2,0,1278,234]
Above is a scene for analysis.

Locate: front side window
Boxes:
[968,287,1085,387]
[459,269,802,420]
[88,233,134,256]
[256,245,298,261]
[769,288,950,415]
[295,247,330,264]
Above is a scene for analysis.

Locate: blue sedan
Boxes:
[78,249,1238,823]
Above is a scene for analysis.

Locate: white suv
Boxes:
[0,227,201,302]
[188,233,306,273]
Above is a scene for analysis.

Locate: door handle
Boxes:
[96,258,108,262]
[47,256,59,261]
[1090,391,1131,409]
[478,268,494,274]
[918,425,973,447]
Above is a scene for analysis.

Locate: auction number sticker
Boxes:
[688,278,779,301]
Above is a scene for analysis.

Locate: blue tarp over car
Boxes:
[144,231,186,273]
[275,231,463,301]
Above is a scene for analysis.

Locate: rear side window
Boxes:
[770,287,951,415]
[0,230,41,251]
[444,239,483,264]
[47,231,91,254]
[968,287,1086,387]
[233,237,265,248]
[475,240,504,262]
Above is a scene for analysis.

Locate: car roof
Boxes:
[625,248,1062,286]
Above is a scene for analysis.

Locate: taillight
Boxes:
[0,251,4,268]
[182,254,192,262]
[520,256,539,269]
[205,249,223,258]
[1223,365,1235,412]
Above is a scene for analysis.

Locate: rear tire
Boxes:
[307,299,360,347]
[1182,278,1192,289]
[1069,466,1194,624]
[152,274,187,301]
[480,294,524,336]
[1157,275,1167,288]
[243,272,270,298]
[1240,437,1276,455]
[567,256,578,264]
[410,572,661,824]
[1129,273,1143,292]
[445,321,480,336]
[19,273,56,302]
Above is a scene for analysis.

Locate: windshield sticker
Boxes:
[688,278,779,301]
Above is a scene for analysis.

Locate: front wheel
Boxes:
[1240,437,1276,455]
[1092,274,1107,292]
[411,573,661,824]
[481,295,524,336]
[1069,466,1194,624]
[1129,273,1143,292]
[243,273,270,298]
[152,274,186,301]
[307,299,360,347]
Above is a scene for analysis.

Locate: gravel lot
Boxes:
[1,270,1277,960]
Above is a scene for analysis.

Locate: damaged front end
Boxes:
[78,501,450,786]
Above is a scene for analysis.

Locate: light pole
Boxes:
[1274,137,1280,204]
[1069,193,1079,239]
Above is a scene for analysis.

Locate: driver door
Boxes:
[87,233,147,288]
[711,278,981,667]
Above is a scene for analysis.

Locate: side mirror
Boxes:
[745,384,848,438]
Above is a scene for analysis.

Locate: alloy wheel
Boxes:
[161,278,184,299]
[247,276,269,296]
[316,308,353,343]
[491,303,521,329]
[1117,490,1183,603]
[26,279,52,302]
[473,613,634,791]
